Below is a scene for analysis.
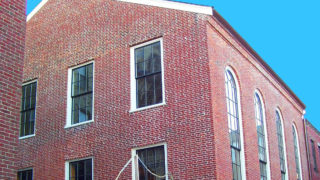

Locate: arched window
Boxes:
[225,69,245,180]
[292,124,302,180]
[254,92,269,180]
[276,110,288,180]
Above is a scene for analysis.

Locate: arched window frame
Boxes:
[275,108,289,180]
[254,90,271,180]
[225,66,246,180]
[292,124,303,180]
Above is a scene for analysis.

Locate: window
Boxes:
[130,38,164,111]
[254,92,269,180]
[225,69,245,180]
[292,125,302,180]
[17,169,33,180]
[311,140,318,172]
[276,110,288,180]
[66,62,94,127]
[20,81,37,137]
[132,144,167,180]
[66,158,93,180]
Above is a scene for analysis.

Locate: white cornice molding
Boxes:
[117,0,213,15]
[27,0,49,22]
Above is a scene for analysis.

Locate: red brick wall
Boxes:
[306,121,320,180]
[207,16,308,180]
[0,0,26,179]
[20,1,215,179]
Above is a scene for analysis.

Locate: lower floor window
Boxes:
[68,159,92,180]
[135,145,166,180]
[17,169,33,180]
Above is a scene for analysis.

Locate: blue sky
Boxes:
[27,0,320,130]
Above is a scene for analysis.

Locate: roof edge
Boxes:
[27,0,48,22]
[211,10,306,109]
[306,120,320,137]
[117,0,213,15]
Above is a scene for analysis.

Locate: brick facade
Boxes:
[0,0,26,179]
[19,0,309,179]
[306,120,320,180]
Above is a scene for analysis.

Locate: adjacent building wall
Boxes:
[306,120,320,180]
[0,0,26,179]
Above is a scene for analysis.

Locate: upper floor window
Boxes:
[225,69,245,180]
[311,139,318,172]
[20,81,37,137]
[276,110,288,180]
[130,38,165,111]
[17,169,33,180]
[292,125,302,180]
[66,62,94,127]
[254,92,269,180]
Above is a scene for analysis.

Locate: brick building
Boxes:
[17,0,309,179]
[0,0,26,179]
[306,120,320,180]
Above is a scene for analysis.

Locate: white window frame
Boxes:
[130,38,166,112]
[293,124,303,180]
[225,66,247,180]
[65,61,95,128]
[19,79,38,139]
[254,90,271,180]
[65,157,94,180]
[18,167,34,180]
[276,108,289,180]
[131,143,168,180]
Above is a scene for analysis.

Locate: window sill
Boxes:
[64,120,94,129]
[19,134,35,140]
[129,102,166,113]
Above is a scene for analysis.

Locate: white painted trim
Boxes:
[19,80,38,139]
[117,0,213,15]
[293,124,303,180]
[130,38,166,112]
[131,143,168,180]
[225,66,247,180]
[65,157,94,180]
[65,61,95,128]
[254,90,271,180]
[276,108,289,180]
[27,0,49,22]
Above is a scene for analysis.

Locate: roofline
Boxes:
[306,120,320,137]
[27,0,48,21]
[117,0,213,15]
[211,10,306,109]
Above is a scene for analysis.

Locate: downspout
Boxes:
[303,110,312,180]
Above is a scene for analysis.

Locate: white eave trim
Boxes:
[117,0,213,15]
[27,0,49,22]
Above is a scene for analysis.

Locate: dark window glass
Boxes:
[292,126,301,180]
[71,64,93,124]
[311,140,318,171]
[276,111,286,179]
[254,93,268,180]
[17,169,33,180]
[225,70,242,180]
[69,159,92,180]
[20,82,37,137]
[137,145,165,180]
[135,42,162,108]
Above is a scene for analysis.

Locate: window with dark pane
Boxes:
[135,42,162,108]
[225,70,242,180]
[137,146,165,180]
[17,169,33,180]
[311,140,318,172]
[71,64,93,124]
[276,111,286,180]
[292,126,301,180]
[20,82,37,137]
[69,159,92,180]
[254,93,268,180]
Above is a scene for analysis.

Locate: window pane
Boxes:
[69,159,92,180]
[146,76,155,106]
[155,74,162,104]
[135,48,144,63]
[137,78,146,108]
